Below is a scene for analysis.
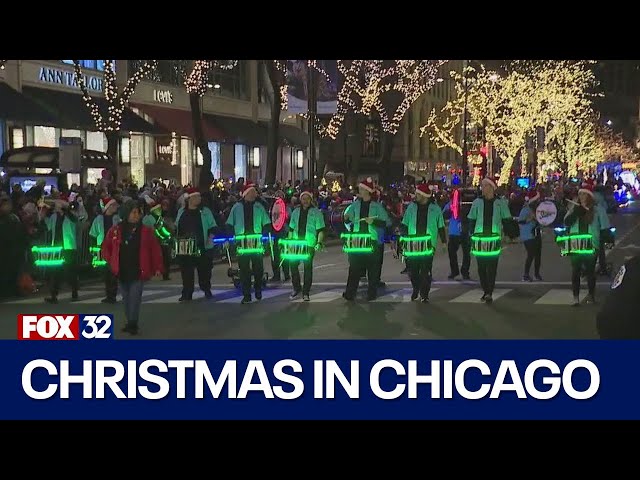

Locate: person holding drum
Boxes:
[563,182,610,306]
[400,183,447,302]
[40,195,80,304]
[467,178,514,304]
[342,178,391,302]
[270,190,292,283]
[287,190,326,301]
[518,188,543,282]
[89,196,121,303]
[175,187,218,302]
[226,181,272,304]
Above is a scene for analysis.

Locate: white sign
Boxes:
[38,67,103,92]
[153,89,173,104]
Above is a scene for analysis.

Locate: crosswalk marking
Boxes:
[374,288,440,302]
[534,289,576,305]
[218,288,290,303]
[449,288,512,303]
[292,289,343,303]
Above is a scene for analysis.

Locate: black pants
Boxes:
[179,251,213,297]
[161,244,171,279]
[448,234,471,277]
[376,242,385,282]
[271,236,290,280]
[407,255,434,298]
[238,253,264,298]
[0,253,20,298]
[344,244,383,299]
[49,250,78,298]
[523,236,542,277]
[104,267,118,300]
[291,250,314,295]
[597,246,607,272]
[476,256,499,295]
[571,254,596,298]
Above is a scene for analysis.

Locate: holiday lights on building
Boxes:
[331,180,341,193]
[185,60,238,97]
[73,60,157,132]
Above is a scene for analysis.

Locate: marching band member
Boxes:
[287,190,326,301]
[226,182,272,304]
[89,196,120,303]
[342,178,391,302]
[270,190,292,282]
[143,201,173,280]
[401,183,447,302]
[563,183,610,306]
[175,187,218,302]
[101,200,164,335]
[40,195,79,304]
[467,178,513,304]
[442,187,471,280]
[518,188,543,282]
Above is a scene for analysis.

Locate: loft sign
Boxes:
[38,67,103,92]
[153,89,173,104]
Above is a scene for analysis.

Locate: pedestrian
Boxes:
[518,188,543,282]
[442,187,472,280]
[89,196,120,303]
[101,200,164,335]
[596,255,640,338]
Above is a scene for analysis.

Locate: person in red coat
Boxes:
[101,200,164,335]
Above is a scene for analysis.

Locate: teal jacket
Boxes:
[467,197,512,236]
[288,206,326,247]
[564,204,610,249]
[401,201,445,250]
[226,201,271,236]
[176,206,218,250]
[343,199,391,244]
[518,204,537,242]
[45,213,77,250]
[89,214,121,246]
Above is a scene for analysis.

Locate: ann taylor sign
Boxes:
[38,66,103,92]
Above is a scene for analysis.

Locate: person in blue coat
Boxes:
[518,188,543,281]
[442,187,472,280]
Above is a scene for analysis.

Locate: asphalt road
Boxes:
[2,203,639,340]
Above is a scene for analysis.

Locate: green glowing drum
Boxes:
[32,246,64,268]
[90,246,107,268]
[172,237,200,258]
[280,239,311,261]
[556,233,594,256]
[235,234,265,255]
[399,235,434,257]
[341,232,375,254]
[471,234,502,257]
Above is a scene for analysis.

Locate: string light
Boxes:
[185,60,238,97]
[73,59,157,132]
[331,180,341,193]
[0,60,6,70]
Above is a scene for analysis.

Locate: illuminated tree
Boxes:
[73,60,157,182]
[595,124,638,163]
[263,60,288,186]
[184,60,237,189]
[541,120,600,180]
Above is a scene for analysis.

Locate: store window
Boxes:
[145,135,155,165]
[86,131,107,152]
[61,129,84,147]
[234,144,247,180]
[61,60,114,72]
[10,127,25,149]
[209,142,221,179]
[120,137,130,164]
[33,126,57,148]
[209,60,249,100]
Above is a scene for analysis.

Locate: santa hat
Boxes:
[101,197,117,212]
[525,189,540,203]
[415,183,431,198]
[578,182,594,198]
[358,177,375,193]
[149,201,162,213]
[242,182,257,197]
[481,177,497,190]
[55,195,69,208]
[300,190,313,201]
[185,187,201,198]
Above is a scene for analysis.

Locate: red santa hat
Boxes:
[358,177,375,193]
[149,201,162,213]
[415,183,431,198]
[242,182,257,197]
[101,197,117,212]
[185,187,201,198]
[525,189,540,203]
[481,177,497,190]
[578,181,594,198]
[299,190,313,201]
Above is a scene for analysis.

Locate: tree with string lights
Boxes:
[595,124,638,164]
[184,60,237,189]
[73,60,157,183]
[262,60,288,186]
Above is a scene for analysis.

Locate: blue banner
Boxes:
[1,340,638,420]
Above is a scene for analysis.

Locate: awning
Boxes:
[22,87,164,135]
[132,103,225,141]
[206,114,267,145]
[277,123,309,148]
[0,83,57,125]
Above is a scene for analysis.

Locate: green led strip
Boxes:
[155,227,171,240]
[471,235,501,257]
[235,234,264,255]
[234,234,263,240]
[280,239,311,261]
[399,235,434,256]
[34,259,65,267]
[556,234,595,255]
[89,247,101,253]
[237,248,265,255]
[341,233,374,253]
[471,235,501,242]
[32,246,63,253]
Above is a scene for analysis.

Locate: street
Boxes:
[2,205,639,340]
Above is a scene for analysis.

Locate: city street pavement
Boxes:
[2,204,639,340]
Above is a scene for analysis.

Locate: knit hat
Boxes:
[481,177,497,190]
[300,190,313,201]
[578,181,594,198]
[101,196,117,212]
[185,187,200,198]
[525,189,540,203]
[242,182,257,197]
[415,183,431,198]
[358,177,375,193]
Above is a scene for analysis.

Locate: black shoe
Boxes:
[411,290,419,301]
[121,325,138,335]
[585,294,596,304]
[462,275,471,281]
[522,275,532,282]
[401,268,408,274]
[71,292,79,301]
[421,296,429,303]
[255,292,263,301]
[484,294,493,304]
[378,281,386,288]
[101,297,117,304]
[241,296,252,304]
[302,294,310,302]
[342,292,355,302]
[204,290,213,299]
[289,291,301,300]
[366,293,377,301]
[447,274,459,280]
[480,294,487,302]
[44,296,58,304]
[178,296,192,302]
[572,296,580,307]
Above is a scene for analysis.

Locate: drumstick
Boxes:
[359,216,378,222]
[567,199,589,211]
[225,246,232,267]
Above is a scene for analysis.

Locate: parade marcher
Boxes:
[443,186,472,280]
[0,196,27,299]
[175,187,218,301]
[41,195,79,304]
[342,178,391,301]
[287,190,326,301]
[101,200,164,335]
[143,201,173,280]
[596,254,640,338]
[372,186,388,288]
[226,182,272,304]
[89,196,120,303]
[563,183,610,306]
[518,188,543,282]
[270,190,291,282]
[467,178,514,303]
[400,183,447,302]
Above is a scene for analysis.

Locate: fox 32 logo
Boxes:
[17,314,114,340]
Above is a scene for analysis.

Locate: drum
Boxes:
[172,237,200,258]
[32,246,64,268]
[556,233,595,256]
[270,197,288,233]
[399,235,434,257]
[471,234,502,257]
[90,246,107,268]
[280,239,311,261]
[535,200,558,227]
[235,234,265,255]
[341,233,375,253]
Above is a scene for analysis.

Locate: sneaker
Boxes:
[378,281,386,288]
[204,290,213,299]
[421,296,429,303]
[289,291,301,300]
[522,275,532,282]
[255,292,263,301]
[71,292,79,301]
[178,296,192,302]
[241,296,252,304]
[534,274,543,281]
[447,274,459,280]
[585,294,596,304]
[480,294,487,302]
[411,290,419,301]
[342,292,354,302]
[462,275,471,281]
[484,294,493,304]
[572,296,580,307]
[303,294,310,302]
